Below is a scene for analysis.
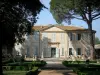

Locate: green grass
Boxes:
[3,67,39,75]
[3,71,28,75]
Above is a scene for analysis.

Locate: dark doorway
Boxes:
[51,48,56,58]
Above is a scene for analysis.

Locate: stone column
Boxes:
[25,55,26,58]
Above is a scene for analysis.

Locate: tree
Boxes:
[95,37,100,44]
[50,0,100,59]
[1,0,45,60]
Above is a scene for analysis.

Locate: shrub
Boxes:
[76,60,81,64]
[26,67,38,75]
[6,60,46,69]
[62,61,68,65]
[2,59,14,66]
[2,66,11,71]
[3,71,28,75]
[90,60,97,63]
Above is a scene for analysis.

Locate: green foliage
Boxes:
[63,61,100,75]
[73,67,100,75]
[95,37,100,44]
[50,0,100,24]
[3,71,28,75]
[3,66,39,75]
[50,0,100,54]
[62,61,97,64]
[1,0,44,59]
[26,67,39,75]
[6,61,46,67]
[62,60,98,68]
[2,59,14,66]
[2,65,38,71]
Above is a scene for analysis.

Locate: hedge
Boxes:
[3,71,28,75]
[2,60,46,71]
[62,60,97,64]
[3,67,39,75]
[6,60,46,67]
[73,68,100,75]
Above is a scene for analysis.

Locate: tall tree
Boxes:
[1,0,45,60]
[50,0,100,59]
[95,37,100,44]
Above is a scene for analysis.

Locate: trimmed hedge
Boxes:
[2,60,46,71]
[2,59,14,65]
[6,60,46,67]
[62,60,99,68]
[62,60,97,64]
[73,68,100,75]
[3,66,29,71]
[63,60,100,75]
[3,67,39,75]
[26,67,39,75]
[3,71,28,75]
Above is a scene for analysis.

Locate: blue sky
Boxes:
[35,0,100,39]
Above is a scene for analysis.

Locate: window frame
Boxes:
[76,34,81,40]
[76,48,81,55]
[52,33,56,42]
[69,48,73,55]
[61,48,64,56]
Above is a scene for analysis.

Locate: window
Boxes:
[76,34,81,40]
[72,34,75,40]
[62,48,64,56]
[34,31,39,40]
[34,46,38,56]
[69,48,73,55]
[26,47,29,56]
[52,33,56,42]
[61,33,64,42]
[42,33,47,39]
[86,47,90,56]
[69,33,75,41]
[69,33,73,40]
[76,48,81,55]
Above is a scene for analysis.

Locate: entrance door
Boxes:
[51,48,56,58]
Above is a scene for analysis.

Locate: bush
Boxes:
[2,66,11,71]
[4,60,46,71]
[7,62,20,66]
[62,60,97,65]
[73,66,100,75]
[2,59,14,66]
[26,67,38,75]
[90,61,97,63]
[3,71,28,75]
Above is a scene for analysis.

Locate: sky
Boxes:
[35,0,100,39]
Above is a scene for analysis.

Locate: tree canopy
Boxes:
[95,37,100,44]
[1,0,45,61]
[1,0,44,50]
[50,0,100,25]
[50,0,100,59]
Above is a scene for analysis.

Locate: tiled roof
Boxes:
[32,25,96,33]
[56,26,84,30]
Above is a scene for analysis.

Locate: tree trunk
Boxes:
[7,47,15,63]
[88,23,95,60]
